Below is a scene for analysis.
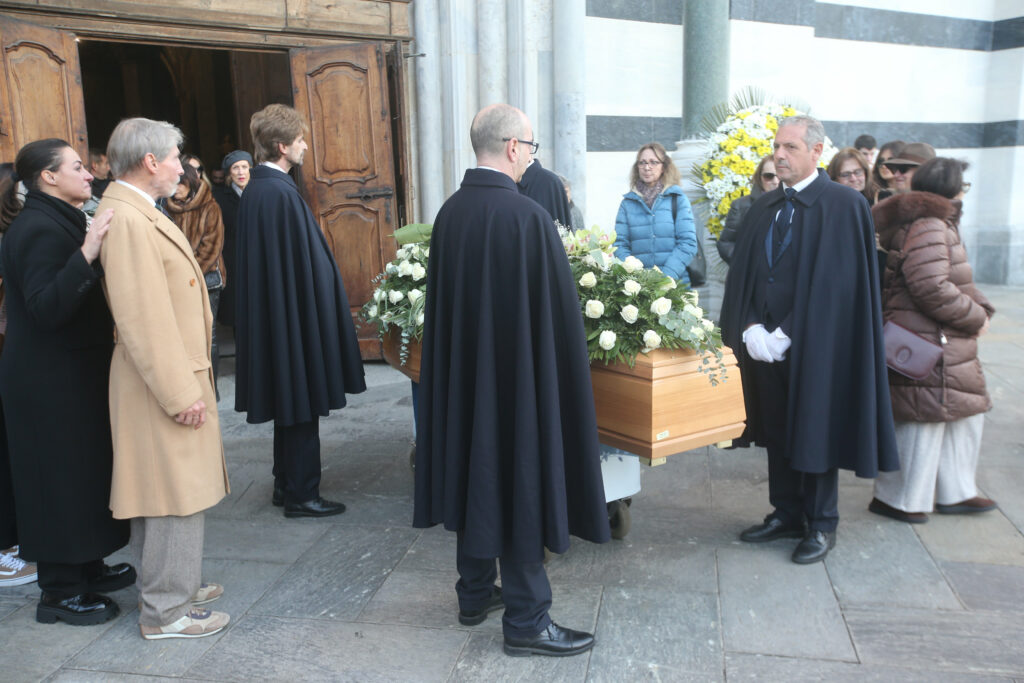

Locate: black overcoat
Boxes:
[517,159,573,229]
[0,191,128,563]
[413,169,610,562]
[234,165,366,425]
[212,183,240,326]
[720,170,899,477]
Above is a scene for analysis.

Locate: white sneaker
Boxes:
[140,607,230,640]
[191,582,223,605]
[0,546,38,587]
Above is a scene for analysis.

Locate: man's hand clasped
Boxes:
[743,324,791,362]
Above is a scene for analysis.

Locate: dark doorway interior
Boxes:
[77,41,290,171]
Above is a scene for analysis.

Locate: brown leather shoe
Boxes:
[935,497,997,514]
[868,498,928,524]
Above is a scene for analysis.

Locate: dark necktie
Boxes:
[773,187,797,245]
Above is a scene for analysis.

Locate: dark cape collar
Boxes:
[460,167,518,192]
[762,168,831,209]
[251,164,298,189]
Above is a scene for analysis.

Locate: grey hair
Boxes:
[470,104,528,158]
[107,118,184,178]
[778,115,825,150]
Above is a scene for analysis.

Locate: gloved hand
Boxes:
[766,327,792,361]
[742,324,774,363]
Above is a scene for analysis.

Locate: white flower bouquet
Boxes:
[560,225,726,383]
[362,237,429,365]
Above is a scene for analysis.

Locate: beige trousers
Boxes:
[130,512,205,627]
[874,414,985,513]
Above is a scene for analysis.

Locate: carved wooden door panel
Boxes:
[0,16,87,163]
[290,42,397,360]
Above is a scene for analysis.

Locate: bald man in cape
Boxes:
[413,104,609,657]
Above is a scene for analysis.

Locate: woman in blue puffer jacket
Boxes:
[614,142,697,284]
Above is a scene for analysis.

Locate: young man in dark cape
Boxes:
[414,104,608,657]
[235,104,366,518]
[517,158,573,228]
[720,115,899,564]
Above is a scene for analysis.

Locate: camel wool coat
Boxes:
[98,182,229,519]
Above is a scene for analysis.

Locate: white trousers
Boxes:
[874,414,985,513]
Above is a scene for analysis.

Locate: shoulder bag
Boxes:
[882,248,943,380]
[672,194,706,287]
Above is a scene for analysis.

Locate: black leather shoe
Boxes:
[458,586,503,626]
[503,622,595,657]
[792,530,836,564]
[272,487,285,507]
[36,592,120,626]
[87,563,137,593]
[284,496,346,518]
[739,517,805,543]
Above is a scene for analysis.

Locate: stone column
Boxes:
[672,0,731,317]
[439,0,479,197]
[477,0,507,107]
[682,0,729,138]
[553,0,586,218]
[412,0,446,221]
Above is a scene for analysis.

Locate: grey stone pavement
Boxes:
[2,285,1023,682]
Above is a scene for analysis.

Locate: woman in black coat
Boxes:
[0,139,133,626]
[716,154,778,265]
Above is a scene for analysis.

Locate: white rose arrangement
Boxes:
[559,226,726,382]
[361,226,433,365]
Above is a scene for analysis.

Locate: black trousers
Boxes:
[751,357,839,532]
[37,559,104,598]
[272,419,321,505]
[455,533,552,639]
[0,398,17,549]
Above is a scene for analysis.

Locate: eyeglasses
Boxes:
[839,169,865,180]
[637,160,663,168]
[962,182,971,194]
[761,172,777,181]
[885,164,917,175]
[502,137,539,154]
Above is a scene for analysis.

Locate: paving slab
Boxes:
[187,616,468,682]
[248,525,418,620]
[977,466,1024,535]
[941,561,1024,612]
[0,598,124,681]
[913,510,1024,566]
[48,672,211,683]
[844,606,1024,676]
[450,632,589,683]
[65,559,288,678]
[395,526,456,573]
[0,597,26,621]
[725,653,1015,682]
[202,514,331,563]
[545,539,719,595]
[825,518,961,609]
[717,547,856,661]
[587,586,722,681]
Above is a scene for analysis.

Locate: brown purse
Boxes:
[883,320,942,380]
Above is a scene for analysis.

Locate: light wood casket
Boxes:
[590,347,746,465]
[381,328,421,383]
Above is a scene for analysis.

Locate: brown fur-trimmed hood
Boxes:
[873,191,961,251]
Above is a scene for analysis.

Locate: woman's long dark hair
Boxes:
[0,138,70,233]
[871,139,905,191]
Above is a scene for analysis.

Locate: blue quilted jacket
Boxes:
[613,184,697,284]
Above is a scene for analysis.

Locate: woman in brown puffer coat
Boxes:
[166,159,226,388]
[868,157,996,524]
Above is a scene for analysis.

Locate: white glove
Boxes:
[742,324,774,363]
[766,327,792,361]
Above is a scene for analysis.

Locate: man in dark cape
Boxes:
[720,115,899,564]
[235,104,366,518]
[517,158,572,228]
[414,104,608,658]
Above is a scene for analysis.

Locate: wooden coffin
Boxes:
[591,347,746,466]
[381,328,421,383]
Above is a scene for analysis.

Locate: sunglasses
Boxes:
[761,172,777,181]
[885,164,917,175]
